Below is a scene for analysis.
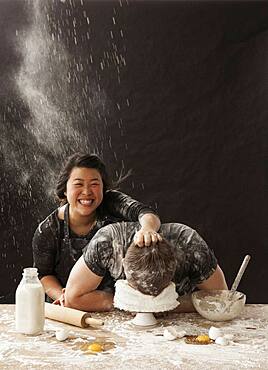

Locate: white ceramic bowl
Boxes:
[192,290,246,321]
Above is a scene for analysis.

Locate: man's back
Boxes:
[83,221,218,296]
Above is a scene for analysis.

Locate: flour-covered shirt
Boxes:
[83,222,218,296]
[32,190,157,286]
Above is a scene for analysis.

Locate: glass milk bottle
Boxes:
[15,267,45,335]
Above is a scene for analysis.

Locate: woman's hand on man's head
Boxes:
[137,213,161,246]
[134,229,162,247]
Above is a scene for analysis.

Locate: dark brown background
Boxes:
[0,0,267,303]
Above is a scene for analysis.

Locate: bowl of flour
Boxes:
[192,290,246,321]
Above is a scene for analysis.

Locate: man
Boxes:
[64,222,227,312]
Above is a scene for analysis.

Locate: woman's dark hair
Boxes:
[55,153,111,205]
[124,239,177,296]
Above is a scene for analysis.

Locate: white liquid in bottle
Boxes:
[15,267,45,335]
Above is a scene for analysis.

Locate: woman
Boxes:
[32,153,161,304]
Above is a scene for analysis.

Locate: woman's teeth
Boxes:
[79,199,93,205]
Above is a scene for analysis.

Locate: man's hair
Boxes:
[123,239,176,296]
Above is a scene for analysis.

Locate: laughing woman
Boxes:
[32,153,161,304]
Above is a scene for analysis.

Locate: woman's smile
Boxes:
[65,167,104,220]
[78,199,94,206]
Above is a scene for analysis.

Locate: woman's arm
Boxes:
[104,190,162,246]
[134,212,162,246]
[32,214,63,301]
[40,275,63,301]
[64,256,113,312]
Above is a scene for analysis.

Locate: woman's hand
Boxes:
[52,288,66,306]
[134,229,162,247]
[136,213,162,246]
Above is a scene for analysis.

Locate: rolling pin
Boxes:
[45,303,104,328]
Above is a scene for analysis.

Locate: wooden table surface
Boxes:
[0,304,267,369]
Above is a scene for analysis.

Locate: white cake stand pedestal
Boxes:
[131,312,157,327]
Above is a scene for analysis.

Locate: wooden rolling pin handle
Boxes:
[84,316,104,327]
[45,303,104,328]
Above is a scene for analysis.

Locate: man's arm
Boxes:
[64,256,113,312]
[173,265,228,313]
[197,265,228,290]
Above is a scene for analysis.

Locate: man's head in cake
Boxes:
[123,239,177,296]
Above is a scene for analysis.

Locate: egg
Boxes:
[176,330,186,339]
[88,343,103,352]
[163,327,177,341]
[55,328,69,341]
[215,336,229,346]
[208,326,222,340]
[196,334,210,343]
[223,334,234,340]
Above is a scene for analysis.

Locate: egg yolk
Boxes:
[88,343,103,352]
[196,335,210,343]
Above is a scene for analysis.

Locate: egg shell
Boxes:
[223,334,234,340]
[163,327,177,341]
[215,336,229,346]
[56,329,69,341]
[208,326,222,340]
[177,330,186,339]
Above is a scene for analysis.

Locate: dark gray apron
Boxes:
[54,204,114,292]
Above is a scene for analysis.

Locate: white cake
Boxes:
[114,280,179,313]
